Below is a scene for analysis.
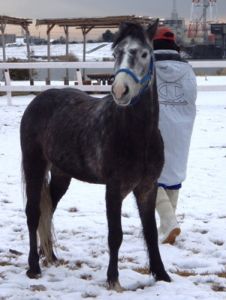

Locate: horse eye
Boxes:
[141,51,148,59]
[141,52,148,58]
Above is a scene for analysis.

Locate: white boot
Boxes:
[166,189,179,212]
[156,187,181,244]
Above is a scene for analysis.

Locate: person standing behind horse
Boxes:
[153,27,197,244]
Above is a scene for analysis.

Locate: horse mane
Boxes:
[112,22,147,49]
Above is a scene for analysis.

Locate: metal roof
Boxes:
[36,15,153,28]
[0,15,32,26]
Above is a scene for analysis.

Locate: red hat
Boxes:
[154,27,176,41]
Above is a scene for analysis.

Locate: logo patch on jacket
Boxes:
[158,82,188,105]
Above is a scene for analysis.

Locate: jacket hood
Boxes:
[154,50,192,82]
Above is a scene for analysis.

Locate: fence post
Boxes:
[4,69,12,105]
[75,69,83,85]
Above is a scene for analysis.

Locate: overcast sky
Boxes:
[1,0,226,39]
[1,0,226,20]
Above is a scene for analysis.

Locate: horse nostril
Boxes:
[123,85,129,96]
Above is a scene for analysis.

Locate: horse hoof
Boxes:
[26,269,41,279]
[107,280,124,292]
[154,271,171,283]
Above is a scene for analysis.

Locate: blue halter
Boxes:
[114,56,154,105]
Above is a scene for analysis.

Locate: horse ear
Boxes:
[112,22,131,48]
[146,19,159,41]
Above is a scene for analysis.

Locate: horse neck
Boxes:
[116,75,159,137]
[134,74,159,129]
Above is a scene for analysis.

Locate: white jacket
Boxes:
[155,50,197,186]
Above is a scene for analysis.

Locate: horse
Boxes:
[20,19,171,291]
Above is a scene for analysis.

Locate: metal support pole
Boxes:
[81,26,93,79]
[46,24,55,85]
[64,25,69,85]
[0,22,6,62]
[22,24,33,85]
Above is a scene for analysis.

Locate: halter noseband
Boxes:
[114,56,154,105]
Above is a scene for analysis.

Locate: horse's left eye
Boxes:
[141,51,148,59]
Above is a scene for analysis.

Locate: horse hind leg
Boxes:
[23,150,48,278]
[37,169,56,264]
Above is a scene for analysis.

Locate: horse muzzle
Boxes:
[111,82,131,106]
[111,72,141,106]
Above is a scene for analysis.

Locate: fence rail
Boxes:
[0,60,226,105]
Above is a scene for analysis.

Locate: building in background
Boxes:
[160,0,224,59]
[188,0,218,43]
[160,0,187,45]
[211,23,226,58]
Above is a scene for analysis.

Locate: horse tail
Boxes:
[38,170,56,263]
[21,160,27,209]
[22,158,55,262]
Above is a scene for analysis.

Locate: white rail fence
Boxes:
[0,60,226,105]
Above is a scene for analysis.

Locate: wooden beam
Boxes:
[82,26,94,62]
[36,15,152,28]
[0,15,32,26]
[47,23,55,35]
[64,25,69,56]
[21,24,31,61]
[21,24,34,85]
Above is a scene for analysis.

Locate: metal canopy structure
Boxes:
[0,15,32,61]
[36,15,152,61]
[36,15,152,28]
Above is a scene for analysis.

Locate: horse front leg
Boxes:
[133,182,171,282]
[105,183,123,292]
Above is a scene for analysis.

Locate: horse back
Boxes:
[20,88,117,183]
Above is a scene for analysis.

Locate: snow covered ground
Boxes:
[0,78,226,299]
[0,43,113,61]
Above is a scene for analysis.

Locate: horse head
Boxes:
[111,19,159,106]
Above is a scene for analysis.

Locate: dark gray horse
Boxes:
[20,19,170,291]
